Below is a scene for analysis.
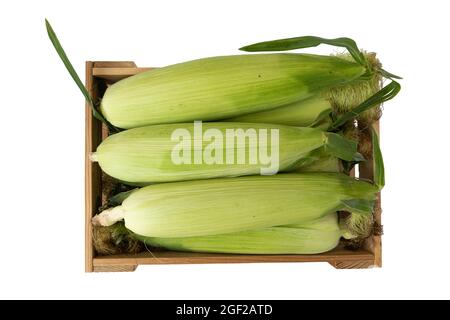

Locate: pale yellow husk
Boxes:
[135,213,342,255]
[224,53,382,128]
[92,173,378,238]
[100,54,365,129]
[92,123,355,184]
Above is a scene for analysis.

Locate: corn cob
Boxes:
[100,54,366,129]
[92,173,378,239]
[293,148,342,173]
[227,96,333,128]
[227,53,382,128]
[134,213,342,255]
[91,123,359,184]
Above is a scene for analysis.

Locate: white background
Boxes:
[0,0,449,300]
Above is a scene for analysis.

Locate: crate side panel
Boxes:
[93,247,374,267]
[85,61,103,272]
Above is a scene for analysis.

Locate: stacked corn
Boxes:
[47,22,399,255]
[88,36,398,255]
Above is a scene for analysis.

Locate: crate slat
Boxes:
[93,247,374,270]
[93,67,152,82]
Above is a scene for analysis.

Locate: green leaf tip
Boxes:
[324,132,360,162]
[380,68,403,80]
[309,108,333,128]
[108,189,138,206]
[372,128,385,190]
[341,199,375,216]
[240,35,367,67]
[240,35,403,80]
[45,19,119,133]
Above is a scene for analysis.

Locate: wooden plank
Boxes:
[92,61,149,82]
[329,260,375,269]
[87,61,140,272]
[93,67,151,76]
[93,247,374,267]
[85,61,96,273]
[94,265,138,273]
[93,67,152,82]
[360,121,382,267]
[93,61,137,68]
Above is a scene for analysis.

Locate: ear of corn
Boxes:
[293,148,342,173]
[226,96,333,128]
[91,122,359,184]
[44,22,394,257]
[134,213,342,255]
[224,54,382,129]
[100,54,366,129]
[92,173,378,238]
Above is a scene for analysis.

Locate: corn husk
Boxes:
[92,173,378,239]
[100,54,365,129]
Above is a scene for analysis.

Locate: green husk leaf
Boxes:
[379,68,402,80]
[240,36,367,67]
[330,80,401,130]
[294,151,343,173]
[324,132,361,162]
[108,189,138,206]
[45,19,119,133]
[352,153,366,162]
[341,151,365,175]
[372,128,385,190]
[341,199,375,215]
[342,161,356,175]
[309,108,333,128]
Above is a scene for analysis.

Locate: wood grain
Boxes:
[93,247,374,267]
[329,260,375,269]
[92,61,137,68]
[86,61,145,273]
[93,67,152,82]
[93,265,138,273]
[85,62,96,273]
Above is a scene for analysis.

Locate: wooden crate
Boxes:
[85,61,382,272]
